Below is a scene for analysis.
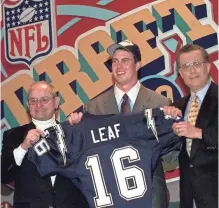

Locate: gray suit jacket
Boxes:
[85,85,170,114]
[84,85,171,208]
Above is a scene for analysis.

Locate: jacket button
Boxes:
[49,206,53,208]
[189,164,193,168]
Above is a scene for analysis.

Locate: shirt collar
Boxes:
[190,79,211,104]
[32,115,56,131]
[114,81,141,105]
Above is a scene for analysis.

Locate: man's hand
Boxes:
[68,112,83,125]
[21,129,45,150]
[172,122,202,139]
[163,106,182,118]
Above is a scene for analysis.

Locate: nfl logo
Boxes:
[3,0,55,65]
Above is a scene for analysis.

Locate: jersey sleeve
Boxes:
[147,109,183,168]
[27,123,80,177]
[155,109,182,154]
[28,138,61,177]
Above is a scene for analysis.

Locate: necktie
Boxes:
[121,94,131,114]
[187,94,199,153]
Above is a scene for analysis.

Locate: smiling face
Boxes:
[27,82,60,121]
[179,50,211,93]
[111,49,141,92]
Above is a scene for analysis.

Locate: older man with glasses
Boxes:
[163,44,218,208]
[1,81,89,208]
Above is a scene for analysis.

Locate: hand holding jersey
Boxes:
[21,129,45,150]
[28,108,182,208]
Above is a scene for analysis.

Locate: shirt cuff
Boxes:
[13,145,28,166]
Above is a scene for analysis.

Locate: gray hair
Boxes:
[27,81,57,99]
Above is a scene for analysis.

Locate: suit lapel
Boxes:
[27,122,35,129]
[179,96,190,155]
[190,83,217,158]
[179,96,190,116]
[24,122,36,137]
[132,86,150,113]
[103,88,119,114]
[195,83,217,129]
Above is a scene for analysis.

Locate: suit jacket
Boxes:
[85,85,171,208]
[172,82,218,208]
[1,123,89,208]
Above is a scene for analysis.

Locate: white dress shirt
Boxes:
[114,81,141,112]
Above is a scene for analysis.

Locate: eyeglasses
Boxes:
[28,96,55,105]
[180,60,206,73]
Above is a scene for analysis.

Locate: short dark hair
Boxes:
[176,44,209,70]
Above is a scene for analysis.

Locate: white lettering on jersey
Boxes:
[111,146,147,200]
[53,124,68,165]
[86,155,113,207]
[145,109,159,142]
[86,146,147,207]
[33,138,50,156]
[91,123,121,144]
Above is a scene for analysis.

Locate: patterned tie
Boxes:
[121,94,131,114]
[187,94,199,153]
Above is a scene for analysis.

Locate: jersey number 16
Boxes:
[85,146,147,208]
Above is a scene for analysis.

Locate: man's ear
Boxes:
[135,61,141,71]
[26,101,31,115]
[179,70,184,79]
[55,96,60,109]
[206,62,211,74]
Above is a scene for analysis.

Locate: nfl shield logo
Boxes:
[3,0,55,65]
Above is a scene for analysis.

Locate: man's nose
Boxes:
[189,65,196,73]
[36,100,43,107]
[117,61,123,68]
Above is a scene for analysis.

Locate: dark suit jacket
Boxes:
[172,82,218,208]
[1,123,89,208]
[84,85,171,208]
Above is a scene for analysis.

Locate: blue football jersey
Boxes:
[28,108,182,208]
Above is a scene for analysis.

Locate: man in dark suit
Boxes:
[164,44,218,208]
[1,81,89,208]
[69,40,177,208]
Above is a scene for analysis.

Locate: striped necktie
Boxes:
[187,94,199,153]
[121,94,131,114]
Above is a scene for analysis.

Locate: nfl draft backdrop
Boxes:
[1,0,218,207]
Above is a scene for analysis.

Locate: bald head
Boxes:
[27,81,56,99]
